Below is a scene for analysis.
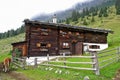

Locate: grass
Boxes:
[0,6,120,80]
[0,73,15,80]
[15,6,120,79]
[15,48,120,80]
[16,60,120,80]
[0,33,25,62]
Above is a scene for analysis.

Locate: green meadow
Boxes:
[0,6,120,80]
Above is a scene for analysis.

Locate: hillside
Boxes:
[0,2,120,80]
[0,6,120,55]
[32,0,115,22]
[0,33,25,61]
[68,6,120,48]
[0,7,119,63]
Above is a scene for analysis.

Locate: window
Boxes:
[41,43,47,47]
[41,28,48,32]
[68,31,72,34]
[76,32,80,36]
[60,30,67,35]
[41,32,48,36]
[89,45,100,49]
[36,43,41,47]
[60,30,70,38]
[36,43,51,48]
[63,42,69,48]
[41,28,49,36]
[36,42,51,51]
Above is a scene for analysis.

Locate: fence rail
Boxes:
[98,47,120,69]
[12,57,26,69]
[38,47,120,75]
[55,56,95,58]
[49,61,96,64]
[41,64,96,70]
[12,47,120,75]
[39,53,100,75]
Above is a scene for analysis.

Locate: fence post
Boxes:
[117,47,120,61]
[91,51,100,75]
[63,53,66,67]
[47,54,49,64]
[22,58,26,69]
[34,58,37,68]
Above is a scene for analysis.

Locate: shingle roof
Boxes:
[11,41,27,45]
[24,19,113,34]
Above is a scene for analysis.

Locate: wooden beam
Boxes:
[49,61,96,64]
[41,64,96,71]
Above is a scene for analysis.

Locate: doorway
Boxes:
[72,42,83,55]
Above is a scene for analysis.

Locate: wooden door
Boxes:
[75,42,83,55]
[72,43,76,55]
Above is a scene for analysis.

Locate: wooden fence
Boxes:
[38,47,120,75]
[39,53,100,75]
[11,47,120,75]
[98,47,120,69]
[12,57,26,69]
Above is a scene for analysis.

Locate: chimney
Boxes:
[53,14,57,23]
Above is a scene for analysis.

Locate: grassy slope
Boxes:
[18,6,120,80]
[75,6,120,48]
[0,33,25,61]
[0,6,120,80]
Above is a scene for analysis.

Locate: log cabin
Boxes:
[11,19,113,57]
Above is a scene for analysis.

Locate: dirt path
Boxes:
[0,61,31,80]
[113,69,120,80]
[7,71,30,80]
[0,71,30,80]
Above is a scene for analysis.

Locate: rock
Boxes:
[48,67,53,71]
[65,71,70,74]
[55,70,59,74]
[84,76,90,80]
[58,70,62,74]
[45,68,48,71]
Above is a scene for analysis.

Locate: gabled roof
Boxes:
[11,41,27,45]
[24,19,113,34]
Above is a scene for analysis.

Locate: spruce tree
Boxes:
[71,10,80,21]
[115,0,120,15]
[66,18,70,24]
[98,13,102,17]
[83,19,88,25]
[91,16,95,22]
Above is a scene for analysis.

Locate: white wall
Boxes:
[83,43,108,52]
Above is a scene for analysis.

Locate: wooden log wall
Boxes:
[59,29,84,55]
[84,32,107,43]
[26,25,58,56]
[12,43,27,56]
[25,23,108,56]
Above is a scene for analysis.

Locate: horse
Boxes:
[3,57,11,72]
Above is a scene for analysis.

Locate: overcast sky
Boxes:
[0,0,88,33]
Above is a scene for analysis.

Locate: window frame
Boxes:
[62,42,70,49]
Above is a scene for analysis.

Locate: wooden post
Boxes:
[91,51,100,75]
[22,58,26,69]
[47,54,49,64]
[117,47,120,61]
[63,53,66,67]
[34,58,37,68]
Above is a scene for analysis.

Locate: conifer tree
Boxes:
[115,0,120,15]
[66,18,70,24]
[91,16,95,22]
[83,19,88,25]
[71,10,80,21]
